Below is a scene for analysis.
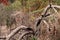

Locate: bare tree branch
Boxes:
[41,5,50,15]
[35,5,50,24]
[18,31,33,40]
[52,5,59,14]
[6,25,27,40]
[53,5,60,9]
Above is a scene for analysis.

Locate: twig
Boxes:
[43,20,49,28]
[29,8,44,14]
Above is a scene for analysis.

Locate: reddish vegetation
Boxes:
[0,0,8,5]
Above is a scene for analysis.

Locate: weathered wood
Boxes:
[18,31,33,40]
[53,5,60,9]
[6,25,27,40]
